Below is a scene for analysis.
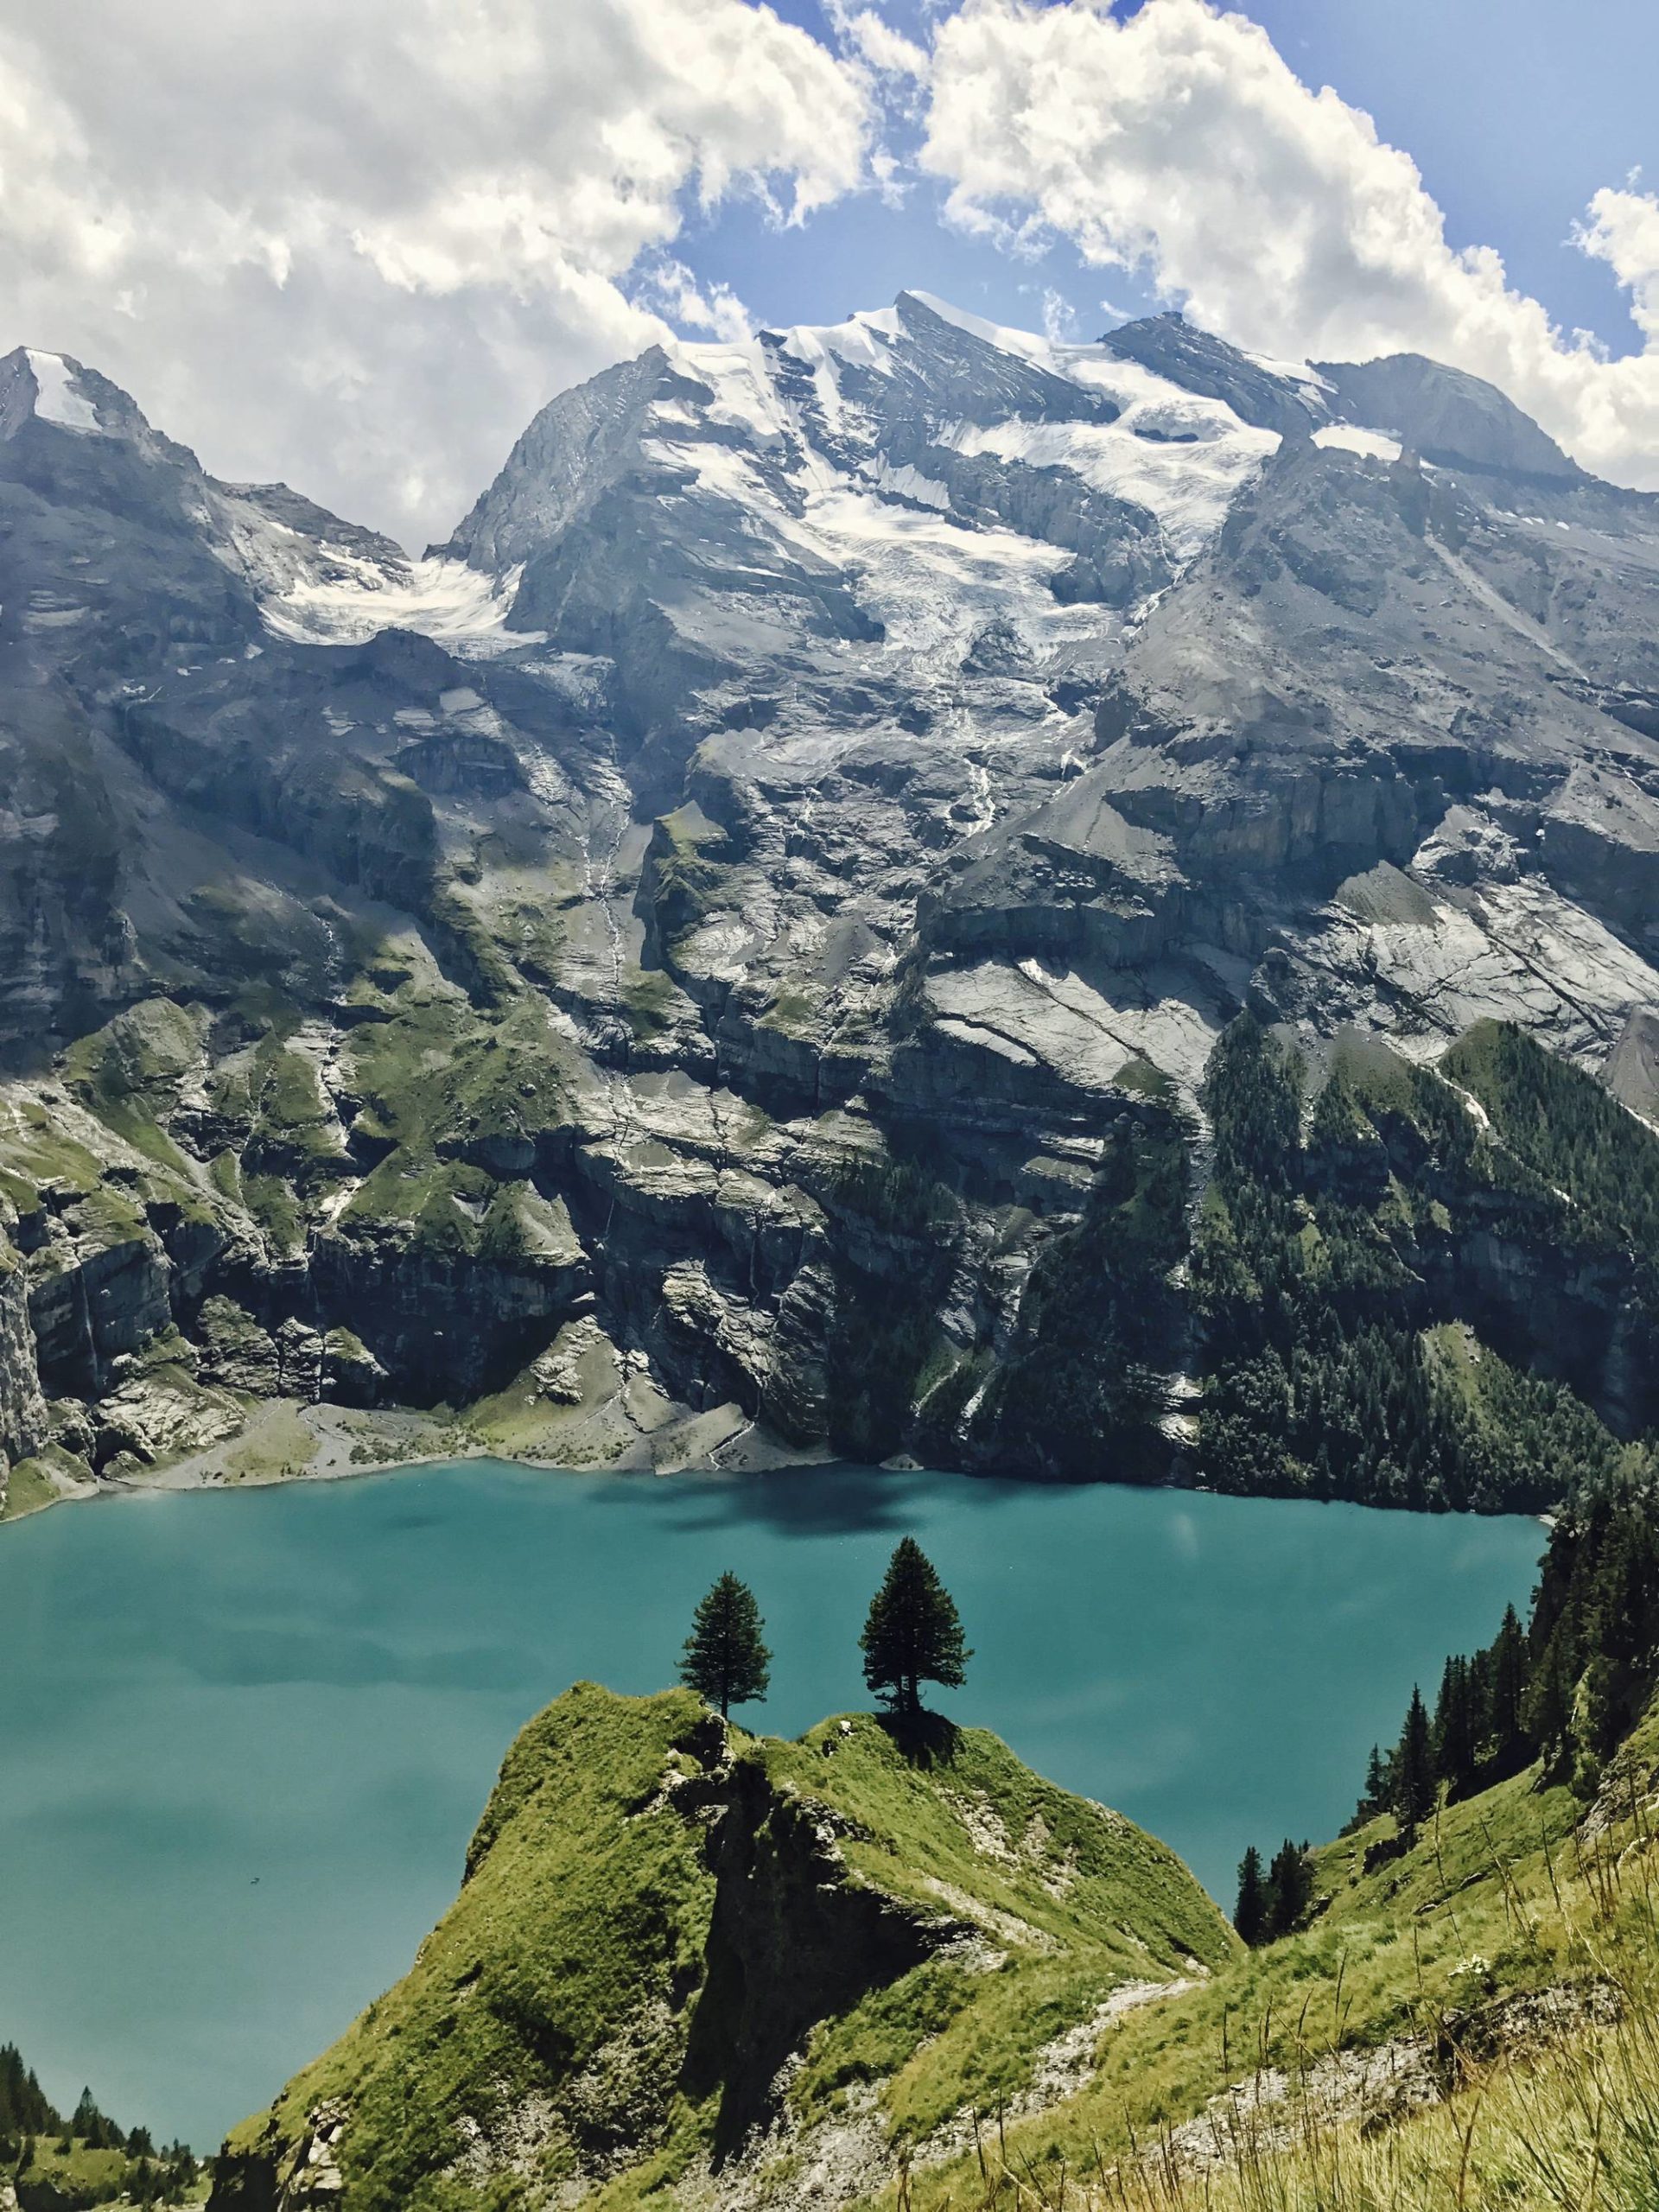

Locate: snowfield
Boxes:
[259,556,537,653]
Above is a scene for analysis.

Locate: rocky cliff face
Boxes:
[207,1685,1232,2212]
[2,303,1657,1494]
[0,1249,47,1487]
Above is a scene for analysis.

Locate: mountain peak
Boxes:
[22,347,103,433]
[891,288,1053,361]
[1102,313,1329,437]
[1315,350,1584,482]
[0,345,196,469]
[1,346,105,439]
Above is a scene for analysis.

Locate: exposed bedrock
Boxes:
[306,1228,591,1402]
[0,1257,48,1468]
[27,1217,175,1400]
[1537,766,1659,954]
[682,1747,944,2152]
[1433,1231,1657,1440]
[1606,1006,1659,1119]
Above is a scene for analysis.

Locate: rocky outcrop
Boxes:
[308,1217,589,1400]
[683,1749,950,2152]
[1316,353,1583,480]
[0,1249,47,1471]
[1538,766,1659,954]
[1105,312,1326,438]
[26,1212,174,1400]
[1606,1006,1659,1121]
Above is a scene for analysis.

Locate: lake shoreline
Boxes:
[3,1391,1556,1531]
[2,1393,847,1526]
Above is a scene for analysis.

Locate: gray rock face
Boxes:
[3,300,1659,1481]
[0,1255,47,1468]
[1104,313,1327,439]
[1606,1007,1659,1120]
[1316,353,1582,480]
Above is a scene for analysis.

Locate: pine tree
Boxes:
[70,2088,124,2152]
[678,1572,771,1719]
[1233,1846,1268,1946]
[0,2048,56,2140]
[1576,1653,1621,1774]
[1522,1637,1574,1763]
[1265,1838,1313,1936]
[1362,1744,1389,1815]
[1392,1685,1436,1836]
[1486,1604,1529,1768]
[1432,1655,1478,1801]
[860,1538,970,1717]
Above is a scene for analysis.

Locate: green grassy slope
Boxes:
[887,1701,1659,2212]
[211,1676,1659,2212]
[211,1688,1231,2212]
[199,1654,1659,2212]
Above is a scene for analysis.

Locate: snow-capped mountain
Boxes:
[3,294,1659,1488]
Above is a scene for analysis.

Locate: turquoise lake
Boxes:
[0,1460,1544,2149]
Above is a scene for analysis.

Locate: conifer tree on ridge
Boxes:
[679,1571,771,1720]
[1392,1684,1436,1837]
[860,1537,970,1718]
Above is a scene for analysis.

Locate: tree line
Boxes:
[1232,1840,1314,1947]
[1193,1016,1654,1516]
[0,2044,197,2208]
[1205,1011,1659,1942]
[677,1537,969,1720]
[1356,1483,1659,1832]
[1233,1484,1659,1943]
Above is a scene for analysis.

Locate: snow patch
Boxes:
[25,351,99,434]
[779,310,899,378]
[1314,423,1403,464]
[946,383,1278,563]
[899,290,1055,367]
[862,458,950,510]
[643,433,774,509]
[1243,345,1333,395]
[261,556,539,654]
[664,337,787,446]
[803,485,1084,667]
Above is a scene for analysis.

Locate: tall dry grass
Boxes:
[906,1785,1659,2212]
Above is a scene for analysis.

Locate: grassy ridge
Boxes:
[214,1679,1659,2212]
[216,1689,1231,2212]
[227,1686,720,2208]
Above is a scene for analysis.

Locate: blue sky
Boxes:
[679,0,1658,360]
[1240,0,1656,352]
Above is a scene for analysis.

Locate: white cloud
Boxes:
[1039,288,1077,345]
[842,9,931,80]
[922,0,1659,490]
[0,0,870,542]
[1580,185,1659,341]
[634,257,755,343]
